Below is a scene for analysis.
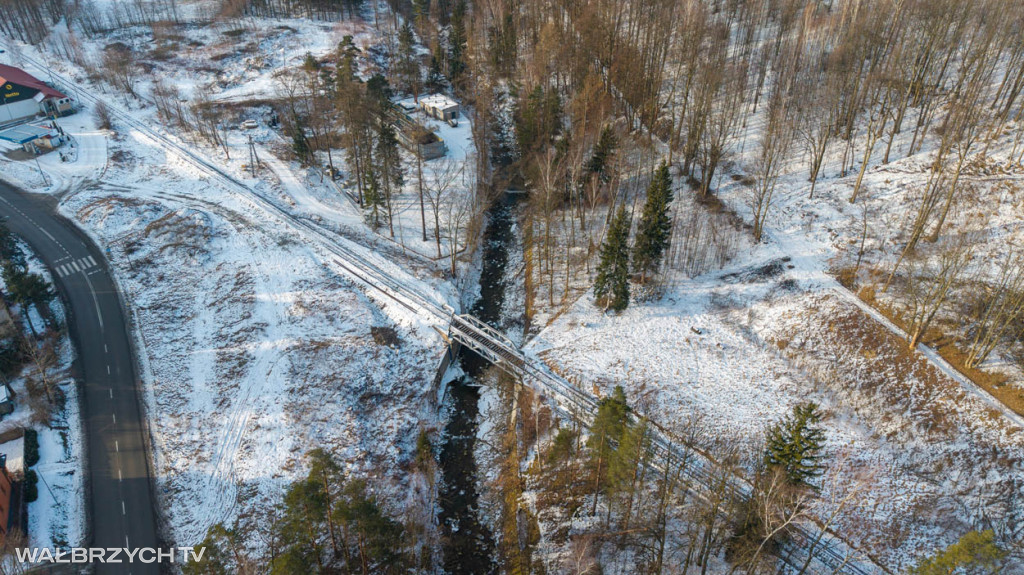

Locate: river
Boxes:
[437,192,521,574]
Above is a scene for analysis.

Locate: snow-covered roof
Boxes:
[420,94,458,111]
[0,124,56,145]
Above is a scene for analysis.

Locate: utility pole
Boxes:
[247,135,260,178]
[34,157,49,187]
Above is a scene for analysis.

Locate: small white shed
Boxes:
[420,94,459,122]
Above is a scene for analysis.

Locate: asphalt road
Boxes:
[0,181,159,574]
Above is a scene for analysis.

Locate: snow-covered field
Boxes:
[52,122,457,544]
[2,18,466,545]
[528,230,1024,569]
[525,82,1024,572]
[64,182,440,541]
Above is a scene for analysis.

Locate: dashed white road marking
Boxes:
[109,389,113,399]
[107,365,111,375]
[122,501,126,515]
[112,413,116,424]
[115,440,119,452]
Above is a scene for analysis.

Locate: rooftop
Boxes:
[0,123,56,144]
[420,94,458,110]
[0,64,66,100]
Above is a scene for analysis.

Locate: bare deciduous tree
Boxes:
[748,95,794,243]
[902,234,976,348]
[425,156,464,259]
[101,43,139,97]
[965,249,1024,368]
[443,179,476,278]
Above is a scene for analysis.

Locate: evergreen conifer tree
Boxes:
[363,164,386,229]
[586,126,618,183]
[411,0,430,25]
[366,74,393,113]
[375,122,403,237]
[182,523,237,575]
[587,385,631,512]
[426,50,445,93]
[274,477,327,573]
[2,262,53,333]
[594,206,632,311]
[910,530,1006,575]
[291,118,311,164]
[448,1,468,83]
[632,162,674,278]
[0,223,24,266]
[587,386,630,458]
[764,402,827,487]
[607,417,650,530]
[396,22,421,98]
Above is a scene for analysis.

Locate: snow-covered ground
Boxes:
[2,14,467,547]
[524,84,1024,572]
[0,119,108,194]
[51,127,452,544]
[528,230,1024,569]
[4,8,483,267]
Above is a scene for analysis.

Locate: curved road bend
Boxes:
[0,181,159,574]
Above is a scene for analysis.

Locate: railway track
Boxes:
[4,43,882,575]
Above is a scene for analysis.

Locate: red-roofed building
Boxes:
[0,64,73,125]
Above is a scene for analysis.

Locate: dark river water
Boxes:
[438,192,520,575]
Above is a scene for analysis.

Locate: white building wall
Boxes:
[0,99,41,124]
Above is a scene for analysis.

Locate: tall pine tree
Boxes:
[411,0,430,28]
[586,126,618,183]
[632,162,674,279]
[594,206,632,312]
[587,386,631,514]
[363,162,386,229]
[447,0,467,84]
[764,402,827,487]
[396,22,421,99]
[426,48,445,93]
[291,116,311,164]
[375,122,404,237]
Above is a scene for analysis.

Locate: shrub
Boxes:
[415,430,433,471]
[94,101,112,130]
[370,326,400,347]
[23,469,38,503]
[23,428,39,467]
[835,265,858,289]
